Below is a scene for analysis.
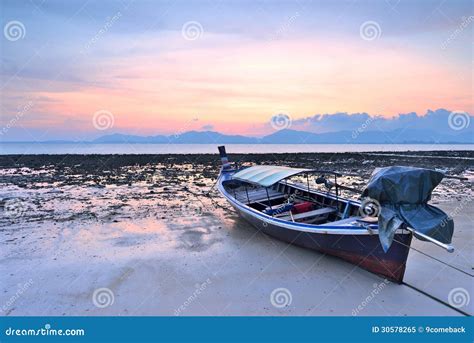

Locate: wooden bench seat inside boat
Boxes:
[321,216,362,226]
[278,207,337,221]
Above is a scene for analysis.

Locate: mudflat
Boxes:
[1,152,472,316]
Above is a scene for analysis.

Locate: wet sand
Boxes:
[0,152,472,316]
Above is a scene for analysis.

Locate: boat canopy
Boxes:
[232,165,311,187]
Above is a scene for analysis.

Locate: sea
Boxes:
[1,143,473,155]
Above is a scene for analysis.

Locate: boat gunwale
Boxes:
[218,170,409,236]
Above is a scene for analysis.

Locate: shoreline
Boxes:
[1,151,472,197]
[2,144,473,155]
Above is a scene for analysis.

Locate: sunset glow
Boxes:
[1,1,472,140]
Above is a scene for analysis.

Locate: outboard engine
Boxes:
[361,166,454,252]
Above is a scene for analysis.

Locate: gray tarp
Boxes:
[361,166,454,252]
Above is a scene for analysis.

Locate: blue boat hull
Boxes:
[219,172,412,283]
[236,203,412,282]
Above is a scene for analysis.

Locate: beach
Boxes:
[1,151,472,316]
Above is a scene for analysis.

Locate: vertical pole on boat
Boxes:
[245,185,250,204]
[306,173,312,201]
[218,146,231,170]
[265,187,273,214]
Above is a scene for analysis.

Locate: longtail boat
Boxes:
[216,146,456,283]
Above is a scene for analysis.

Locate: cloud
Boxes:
[289,109,473,133]
[201,124,214,131]
[1,1,471,141]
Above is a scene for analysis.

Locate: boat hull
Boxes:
[224,188,412,283]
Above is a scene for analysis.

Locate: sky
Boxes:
[0,0,473,141]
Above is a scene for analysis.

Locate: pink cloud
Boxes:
[4,34,471,136]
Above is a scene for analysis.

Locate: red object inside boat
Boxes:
[292,201,313,214]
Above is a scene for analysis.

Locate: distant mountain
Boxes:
[261,128,473,144]
[169,131,258,144]
[92,131,258,144]
[10,128,470,144]
[93,133,168,144]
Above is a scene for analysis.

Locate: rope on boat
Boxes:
[393,237,473,277]
[401,282,470,316]
[182,179,234,212]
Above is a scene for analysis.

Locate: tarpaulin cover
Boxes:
[361,166,454,252]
